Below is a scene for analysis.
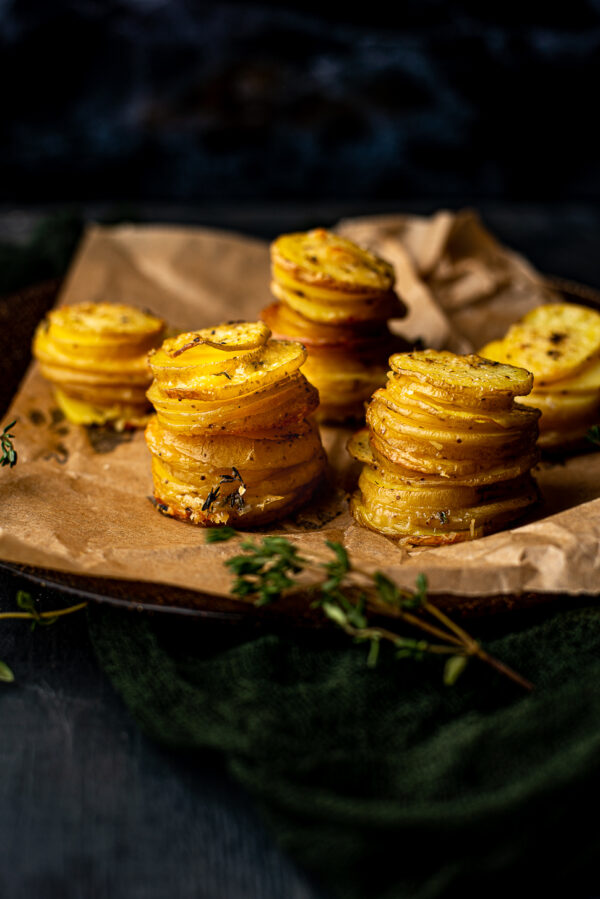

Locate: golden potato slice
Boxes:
[146,416,320,470]
[374,389,540,439]
[366,401,536,463]
[261,301,390,348]
[349,489,536,544]
[374,444,539,488]
[533,356,600,393]
[34,327,153,377]
[384,375,539,429]
[152,321,270,366]
[271,279,400,325]
[358,476,538,529]
[149,432,326,528]
[148,374,319,436]
[271,228,396,293]
[523,389,600,425]
[480,303,600,383]
[358,465,481,509]
[387,374,514,411]
[54,388,149,428]
[347,429,373,465]
[390,350,533,398]
[370,432,535,478]
[37,359,152,389]
[47,303,164,344]
[154,340,307,400]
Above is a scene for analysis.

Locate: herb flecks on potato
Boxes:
[480,303,600,449]
[33,302,165,429]
[145,321,327,528]
[348,349,540,545]
[263,228,409,424]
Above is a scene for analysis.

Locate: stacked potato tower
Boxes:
[145,321,327,527]
[480,303,600,449]
[33,302,165,428]
[348,350,540,544]
[262,227,408,423]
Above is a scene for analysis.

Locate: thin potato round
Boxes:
[272,280,399,325]
[480,303,600,383]
[366,402,536,462]
[34,328,153,377]
[47,303,164,344]
[150,322,270,371]
[54,388,149,428]
[371,442,540,488]
[390,350,533,398]
[387,373,514,411]
[261,301,389,348]
[370,394,539,444]
[271,228,396,293]
[383,377,540,430]
[145,414,320,470]
[533,355,600,394]
[155,340,307,400]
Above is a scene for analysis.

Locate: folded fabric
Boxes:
[88,602,600,899]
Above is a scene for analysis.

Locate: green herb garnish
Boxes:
[1,420,17,468]
[208,529,533,691]
[1,592,88,684]
[587,425,600,447]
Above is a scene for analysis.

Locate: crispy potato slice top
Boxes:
[389,350,533,397]
[48,303,164,341]
[162,321,269,355]
[271,228,395,291]
[480,303,600,383]
[149,322,271,372]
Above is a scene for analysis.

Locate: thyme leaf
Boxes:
[201,485,221,511]
[0,659,15,683]
[205,526,238,543]
[1,420,17,468]
[587,425,600,447]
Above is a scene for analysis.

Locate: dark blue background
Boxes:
[2,0,599,204]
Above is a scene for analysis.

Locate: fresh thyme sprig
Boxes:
[587,425,600,448]
[0,591,88,684]
[205,529,533,691]
[1,420,17,468]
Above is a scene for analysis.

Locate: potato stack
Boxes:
[33,302,165,428]
[145,321,327,527]
[348,350,540,544]
[480,303,600,449]
[262,228,408,423]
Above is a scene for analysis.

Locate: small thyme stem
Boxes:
[473,646,534,692]
[0,601,88,621]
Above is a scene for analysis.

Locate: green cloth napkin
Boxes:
[88,601,600,899]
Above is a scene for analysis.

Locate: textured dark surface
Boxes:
[2,2,600,203]
[1,204,600,899]
[0,583,321,899]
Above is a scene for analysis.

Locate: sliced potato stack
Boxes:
[348,350,540,545]
[33,302,165,428]
[263,227,408,423]
[480,303,600,449]
[145,321,327,527]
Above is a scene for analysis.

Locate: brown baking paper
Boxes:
[1,217,599,610]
